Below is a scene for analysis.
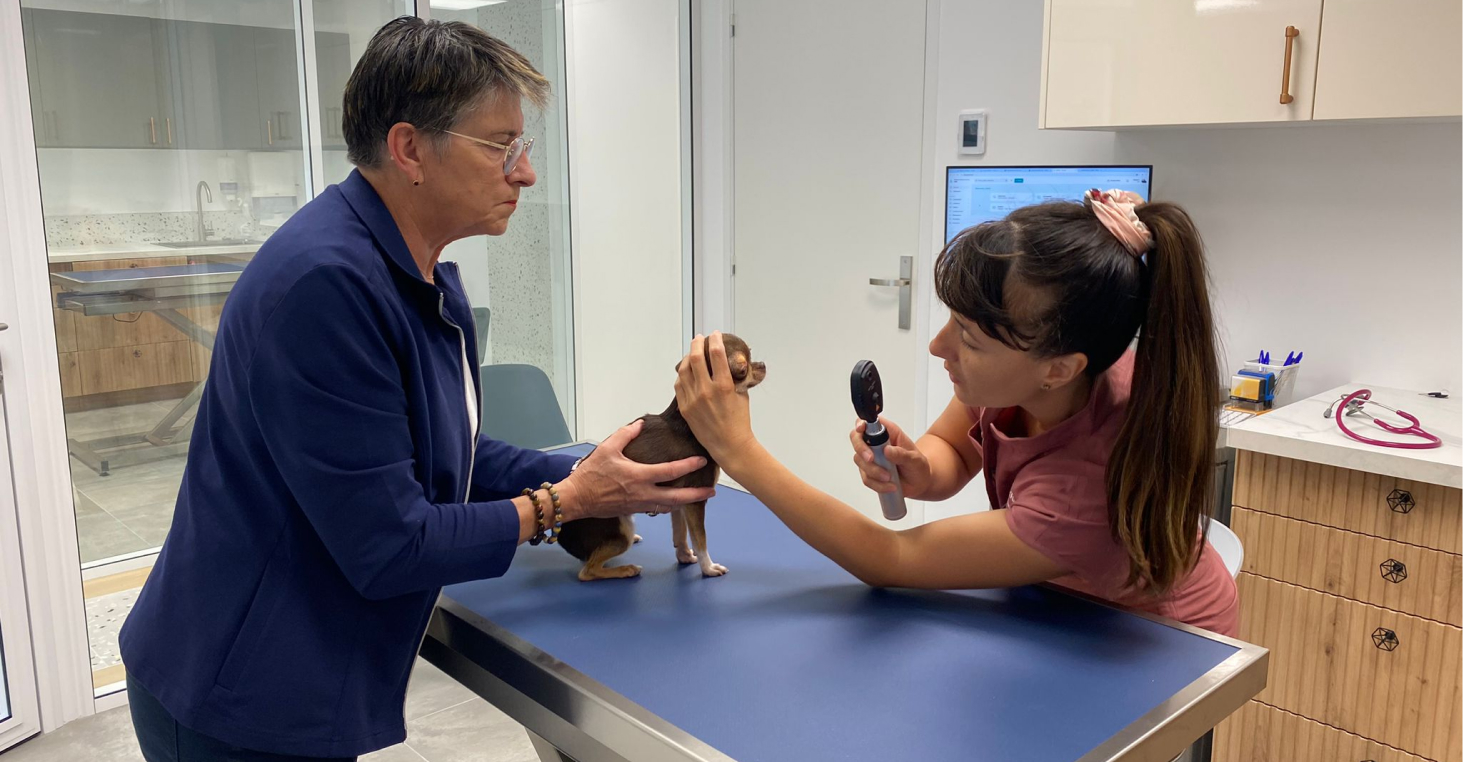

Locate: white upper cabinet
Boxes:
[1041,0,1461,129]
[1312,0,1463,120]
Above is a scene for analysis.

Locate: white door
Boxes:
[0,346,42,752]
[1042,0,1323,128]
[1311,0,1463,120]
[732,0,929,520]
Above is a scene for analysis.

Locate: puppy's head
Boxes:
[719,333,766,392]
[676,333,767,391]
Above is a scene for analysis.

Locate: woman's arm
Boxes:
[676,333,1065,589]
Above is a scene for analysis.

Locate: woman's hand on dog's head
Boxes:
[559,419,715,520]
[674,332,756,465]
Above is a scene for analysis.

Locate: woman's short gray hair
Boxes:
[343,16,550,168]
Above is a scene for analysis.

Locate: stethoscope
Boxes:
[1323,389,1442,450]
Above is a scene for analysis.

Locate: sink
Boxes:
[155,239,254,249]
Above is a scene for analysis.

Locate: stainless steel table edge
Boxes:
[424,597,737,762]
[1069,591,1269,762]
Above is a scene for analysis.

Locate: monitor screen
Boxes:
[944,165,1153,242]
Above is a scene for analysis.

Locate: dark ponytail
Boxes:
[933,200,1220,595]
[1109,204,1220,593]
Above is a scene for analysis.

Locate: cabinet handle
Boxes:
[1279,25,1299,105]
[1387,489,1415,514]
[166,117,173,146]
[149,117,157,145]
[1371,627,1399,652]
[1379,559,1408,584]
[267,118,273,146]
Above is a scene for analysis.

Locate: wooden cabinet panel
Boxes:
[1238,573,1461,760]
[1312,0,1462,120]
[1215,700,1428,762]
[57,351,82,398]
[1235,507,1462,626]
[77,341,195,395]
[1235,450,1462,555]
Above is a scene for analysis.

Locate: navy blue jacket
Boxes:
[119,171,575,757]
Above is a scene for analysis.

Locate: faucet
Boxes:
[196,181,214,242]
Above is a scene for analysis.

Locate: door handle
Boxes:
[1279,25,1299,105]
[166,117,173,146]
[869,256,913,330]
[0,323,9,331]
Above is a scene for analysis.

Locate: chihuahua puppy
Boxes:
[557,334,766,581]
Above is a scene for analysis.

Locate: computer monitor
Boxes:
[944,165,1153,243]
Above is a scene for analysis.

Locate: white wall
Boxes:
[921,2,1461,519]
[921,0,1119,519]
[1115,123,1462,399]
[567,0,686,440]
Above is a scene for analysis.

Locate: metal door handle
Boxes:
[166,117,173,146]
[150,117,157,145]
[869,256,913,330]
[0,323,9,331]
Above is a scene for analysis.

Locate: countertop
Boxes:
[1225,383,1462,488]
[48,241,262,264]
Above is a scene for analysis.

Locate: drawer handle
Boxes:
[1379,559,1408,584]
[1279,25,1299,105]
[1371,627,1399,652]
[1387,489,1415,514]
[132,350,143,359]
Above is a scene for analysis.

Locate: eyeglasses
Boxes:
[442,130,535,175]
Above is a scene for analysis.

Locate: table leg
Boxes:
[526,729,581,762]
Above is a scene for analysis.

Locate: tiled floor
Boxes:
[0,658,539,762]
[67,400,189,565]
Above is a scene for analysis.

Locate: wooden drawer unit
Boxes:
[1234,507,1463,626]
[1234,450,1462,555]
[77,341,197,395]
[1237,573,1461,760]
[1215,700,1429,762]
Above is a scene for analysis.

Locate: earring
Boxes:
[1041,383,1052,391]
[413,178,422,186]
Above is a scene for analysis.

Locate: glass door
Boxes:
[430,0,577,435]
[0,356,41,751]
[18,0,577,701]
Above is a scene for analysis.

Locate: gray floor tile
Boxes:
[404,658,478,722]
[80,473,182,516]
[362,743,429,762]
[1,705,142,762]
[75,512,150,564]
[107,501,175,548]
[405,699,536,762]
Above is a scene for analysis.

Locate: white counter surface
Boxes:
[48,241,262,264]
[1226,383,1462,488]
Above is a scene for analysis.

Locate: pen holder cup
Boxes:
[1243,362,1300,408]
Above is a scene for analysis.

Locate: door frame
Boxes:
[692,0,944,439]
[0,386,42,751]
[0,0,95,733]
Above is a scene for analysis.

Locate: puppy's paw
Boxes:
[700,562,728,578]
[676,547,698,564]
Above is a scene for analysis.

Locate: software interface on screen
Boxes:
[945,166,1152,242]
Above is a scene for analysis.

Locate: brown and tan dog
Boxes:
[557,334,766,581]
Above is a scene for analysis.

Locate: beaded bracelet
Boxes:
[541,482,565,545]
[523,488,549,546]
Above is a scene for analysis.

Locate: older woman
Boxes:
[118,18,709,762]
